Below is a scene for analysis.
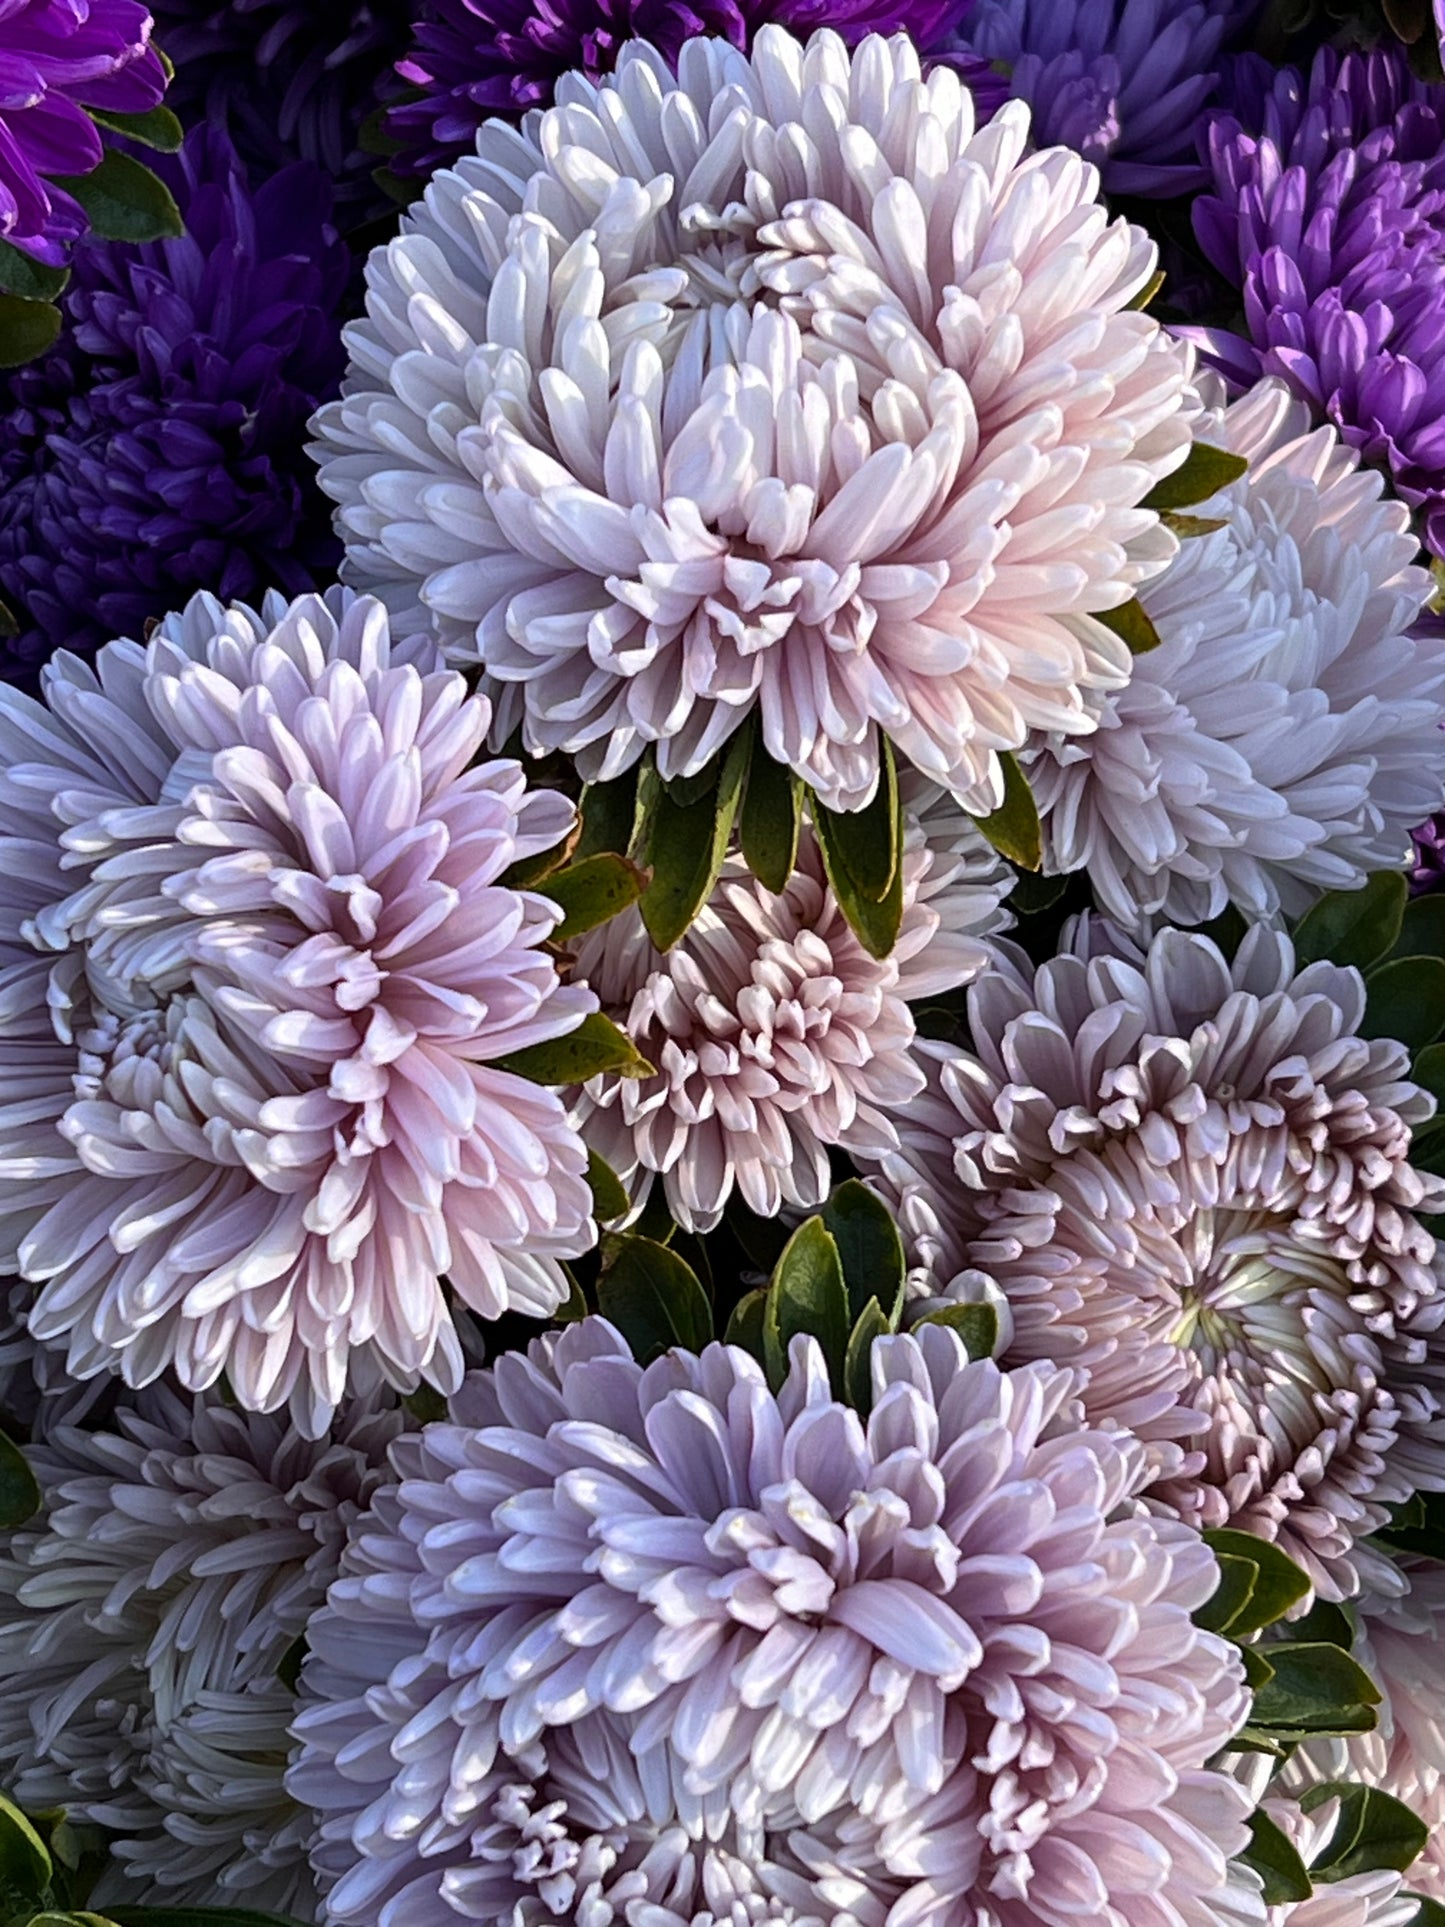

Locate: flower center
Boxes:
[1168,1210,1350,1393]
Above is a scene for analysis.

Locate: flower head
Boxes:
[0,586,596,1435]
[1026,375,1445,929]
[0,127,349,689]
[866,917,1445,1600]
[0,0,167,264]
[316,26,1196,816]
[289,1316,1253,1927]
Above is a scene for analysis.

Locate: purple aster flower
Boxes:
[385,0,1000,177]
[1195,45,1445,554]
[952,0,1257,195]
[0,124,347,686]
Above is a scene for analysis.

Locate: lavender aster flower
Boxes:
[866,917,1445,1601]
[1195,45,1445,556]
[0,0,166,265]
[289,1317,1253,1927]
[0,127,348,688]
[0,586,596,1436]
[0,1386,402,1917]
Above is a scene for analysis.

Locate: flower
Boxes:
[315,26,1197,816]
[0,585,596,1436]
[288,1316,1253,1927]
[147,0,411,216]
[1240,1794,1423,1924]
[0,1385,403,1917]
[1413,812,1445,893]
[865,917,1445,1600]
[1025,375,1445,930]
[0,127,349,689]
[1193,46,1445,557]
[572,782,1010,1232]
[0,0,167,264]
[384,0,996,177]
[953,0,1251,195]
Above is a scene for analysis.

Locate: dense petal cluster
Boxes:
[1026,376,1445,928]
[0,586,595,1435]
[0,1386,402,1917]
[289,1316,1253,1927]
[0,128,349,688]
[0,0,166,263]
[1195,46,1445,557]
[866,918,1445,1599]
[316,25,1197,815]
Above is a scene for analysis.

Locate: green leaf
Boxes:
[585,1150,631,1225]
[1361,956,1445,1050]
[553,1266,589,1325]
[543,852,648,942]
[1143,442,1250,512]
[1407,1898,1445,1925]
[1377,1489,1445,1559]
[0,595,18,641]
[913,1300,999,1358]
[723,1287,769,1362]
[575,769,640,862]
[1292,873,1408,973]
[1240,1645,1276,1690]
[638,733,749,951]
[1124,267,1165,310]
[0,240,68,302]
[1200,1530,1310,1638]
[972,752,1042,872]
[812,745,906,959]
[402,1384,448,1423]
[1287,1597,1355,1651]
[844,1297,891,1414]
[496,1011,652,1085]
[1300,1782,1429,1882]
[0,294,61,369]
[0,1795,52,1901]
[596,1234,712,1361]
[87,104,186,151]
[275,1633,307,1692]
[819,1181,906,1327]
[1097,598,1163,654]
[1394,894,1445,961]
[1249,1642,1381,1734]
[740,742,803,895]
[1192,1553,1260,1639]
[29,1914,120,1926]
[765,1218,850,1392]
[54,151,184,244]
[1160,512,1228,539]
[0,1425,41,1528]
[1006,868,1068,916]
[1239,1809,1313,1906]
[104,1912,314,1926]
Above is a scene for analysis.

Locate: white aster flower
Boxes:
[313,26,1197,812]
[0,1388,402,1919]
[570,784,1010,1231]
[865,916,1445,1599]
[0,586,596,1434]
[289,1316,1253,1927]
[1027,374,1445,929]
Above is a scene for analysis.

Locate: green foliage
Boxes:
[1377,1490,1445,1559]
[584,1150,631,1225]
[1292,873,1407,973]
[574,770,639,863]
[1124,268,1165,311]
[971,752,1042,872]
[764,1217,849,1391]
[0,1429,40,1531]
[1195,1530,1310,1640]
[596,1233,712,1361]
[1159,512,1227,539]
[0,242,67,303]
[1299,1782,1428,1882]
[1238,1810,1312,1906]
[85,105,185,151]
[1142,442,1249,512]
[1096,598,1162,653]
[542,852,648,941]
[813,743,904,958]
[53,152,183,244]
[1245,1642,1381,1737]
[1361,956,1445,1051]
[1391,893,1445,962]
[496,1011,651,1085]
[0,295,61,371]
[818,1181,905,1327]
[637,733,749,949]
[739,740,803,895]
[912,1301,999,1358]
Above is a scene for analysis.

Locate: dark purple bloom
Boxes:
[1195,46,1445,554]
[1413,811,1445,890]
[385,0,992,178]
[147,0,411,217]
[951,0,1257,195]
[0,0,167,264]
[0,125,347,685]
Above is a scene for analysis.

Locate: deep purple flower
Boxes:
[1195,46,1445,554]
[951,0,1256,194]
[0,0,167,264]
[385,0,997,177]
[0,125,347,685]
[147,0,411,216]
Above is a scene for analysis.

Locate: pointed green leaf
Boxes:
[740,742,803,895]
[585,1150,631,1225]
[87,104,185,151]
[844,1297,891,1415]
[1240,1645,1277,1689]
[1407,1897,1445,1925]
[812,748,906,959]
[819,1181,906,1327]
[0,293,61,369]
[1097,598,1162,654]
[1124,267,1165,311]
[30,1914,120,1926]
[1249,1642,1381,1734]
[1287,1597,1356,1651]
[1362,956,1445,1050]
[1239,1810,1313,1906]
[496,1011,652,1085]
[1200,1530,1310,1637]
[575,769,640,862]
[813,746,899,904]
[1192,1553,1260,1638]
[1300,1782,1429,1882]
[0,1794,51,1901]
[972,752,1042,872]
[597,1233,712,1361]
[0,240,68,302]
[723,1286,769,1362]
[1292,873,1408,973]
[543,852,648,942]
[1160,512,1228,539]
[638,733,749,951]
[913,1300,999,1358]
[0,1424,41,1528]
[54,151,183,243]
[765,1217,849,1392]
[1394,894,1445,962]
[1143,442,1249,512]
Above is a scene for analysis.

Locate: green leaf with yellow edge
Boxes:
[1097,598,1162,653]
[496,1011,651,1085]
[1143,442,1249,512]
[87,104,185,151]
[0,240,67,302]
[819,1181,906,1327]
[585,1149,631,1225]
[739,738,803,895]
[844,1298,891,1415]
[0,1794,52,1901]
[972,752,1042,872]
[1200,1529,1310,1637]
[723,1287,769,1362]
[1161,512,1227,538]
[765,1217,849,1392]
[544,852,648,942]
[1124,267,1165,310]
[638,732,749,950]
[53,151,183,243]
[1248,1642,1380,1734]
[1239,1810,1313,1906]
[913,1300,999,1358]
[813,746,906,958]
[574,769,639,862]
[1300,1782,1428,1882]
[1192,1552,1259,1638]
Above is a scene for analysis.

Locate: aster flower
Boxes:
[0,1385,402,1917]
[1026,375,1445,929]
[0,0,166,265]
[572,784,1010,1232]
[289,1315,1253,1927]
[0,127,348,689]
[865,916,1445,1601]
[1194,45,1445,557]
[316,26,1197,817]
[0,585,596,1435]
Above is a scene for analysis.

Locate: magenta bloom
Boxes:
[0,0,167,264]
